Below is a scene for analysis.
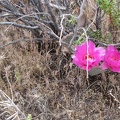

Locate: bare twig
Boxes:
[101,42,120,47]
[0,1,17,12]
[49,3,66,10]
[108,89,120,108]
[4,66,14,101]
[86,8,98,31]
[0,22,40,29]
[68,0,86,48]
[1,12,49,32]
[44,0,60,32]
[0,38,42,48]
[64,0,70,13]
[0,90,26,119]
[87,0,97,10]
[59,14,72,45]
[77,0,86,19]
[80,27,89,79]
[38,21,59,39]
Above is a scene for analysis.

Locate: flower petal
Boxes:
[72,40,104,71]
[102,45,120,73]
[101,62,108,70]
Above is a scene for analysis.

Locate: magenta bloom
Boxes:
[72,40,105,71]
[102,46,120,73]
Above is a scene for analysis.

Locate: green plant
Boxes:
[27,114,32,120]
[97,0,120,27]
[105,32,111,43]
[67,15,77,25]
[74,33,86,45]
[88,30,103,40]
[15,68,21,81]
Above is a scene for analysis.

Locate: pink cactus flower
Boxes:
[102,46,120,73]
[72,40,105,71]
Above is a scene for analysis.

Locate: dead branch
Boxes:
[0,22,40,29]
[68,0,86,48]
[0,0,119,50]
[44,0,60,33]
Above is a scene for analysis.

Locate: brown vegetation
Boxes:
[0,0,120,120]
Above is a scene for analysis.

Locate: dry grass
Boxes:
[0,28,120,119]
[0,0,120,120]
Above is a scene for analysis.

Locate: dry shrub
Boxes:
[0,35,120,119]
[0,0,120,120]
